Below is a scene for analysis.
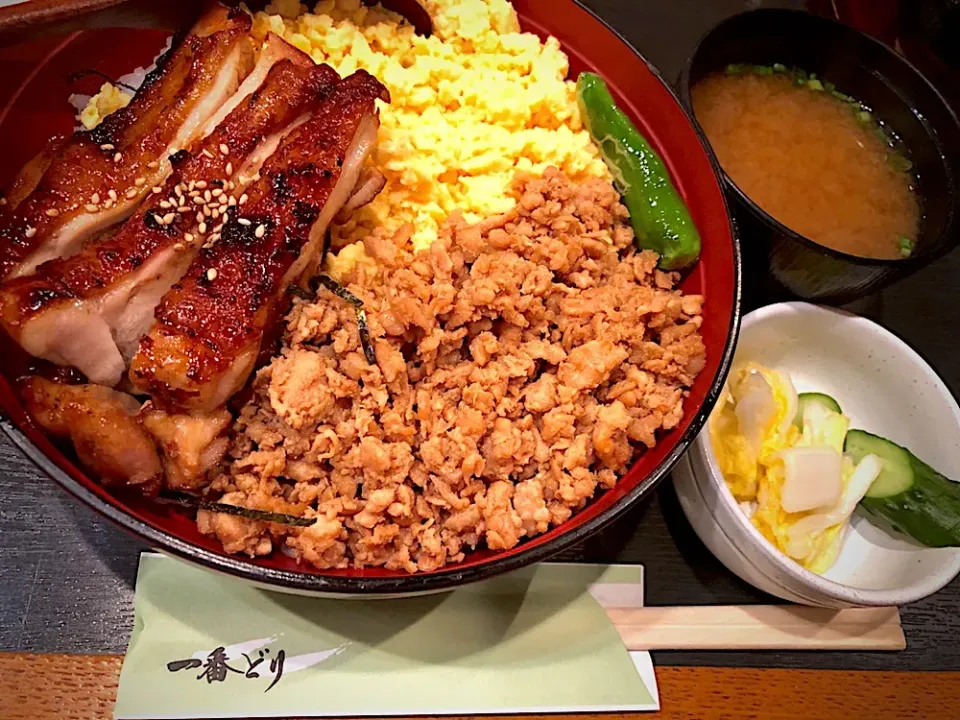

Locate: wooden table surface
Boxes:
[1,0,960,718]
[2,654,959,720]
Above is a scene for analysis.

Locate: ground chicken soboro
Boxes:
[199,168,706,573]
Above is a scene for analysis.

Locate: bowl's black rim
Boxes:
[677,7,960,270]
[0,0,743,595]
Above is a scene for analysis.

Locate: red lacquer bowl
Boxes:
[0,0,741,595]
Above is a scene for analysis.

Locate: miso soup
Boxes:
[692,68,920,260]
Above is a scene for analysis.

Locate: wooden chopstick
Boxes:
[606,605,906,651]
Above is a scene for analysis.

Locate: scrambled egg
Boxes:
[252,0,610,252]
[77,82,132,130]
[710,363,855,573]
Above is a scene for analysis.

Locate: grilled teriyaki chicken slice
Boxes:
[0,4,254,280]
[20,376,163,490]
[130,70,389,412]
[23,373,235,491]
[0,58,340,388]
[197,32,308,140]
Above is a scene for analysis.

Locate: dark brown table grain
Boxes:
[5,655,960,720]
[1,0,959,674]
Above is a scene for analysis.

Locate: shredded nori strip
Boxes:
[287,284,316,301]
[357,308,376,364]
[68,68,139,93]
[313,274,363,307]
[159,491,314,527]
[312,274,377,365]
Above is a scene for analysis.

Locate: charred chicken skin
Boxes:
[130,70,389,413]
[0,4,254,280]
[0,56,339,387]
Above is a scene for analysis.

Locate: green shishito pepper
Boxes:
[576,72,701,269]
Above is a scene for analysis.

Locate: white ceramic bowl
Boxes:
[673,301,960,607]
